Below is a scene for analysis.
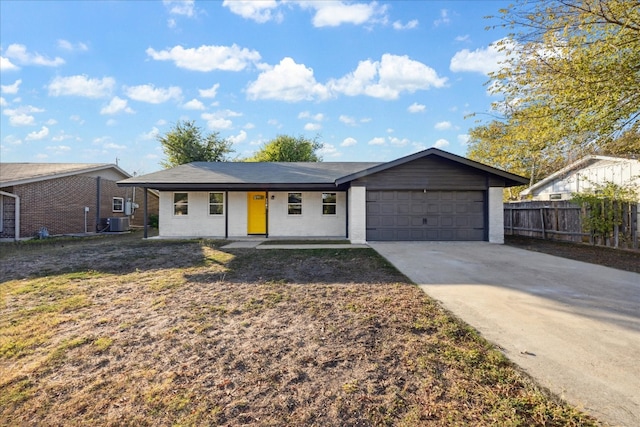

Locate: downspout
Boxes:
[224,190,228,239]
[95,176,101,232]
[0,190,20,240]
[265,191,269,238]
[143,188,148,239]
[345,188,349,239]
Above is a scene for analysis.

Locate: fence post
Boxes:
[540,208,546,239]
[633,203,638,250]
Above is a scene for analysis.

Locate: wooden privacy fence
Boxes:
[504,201,639,250]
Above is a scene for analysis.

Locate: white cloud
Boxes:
[49,75,115,98]
[309,2,388,27]
[329,54,447,100]
[124,84,182,104]
[368,137,385,146]
[304,122,322,131]
[0,97,7,107]
[46,145,71,153]
[199,83,220,98]
[70,115,85,124]
[393,19,418,30]
[318,143,339,158]
[434,121,452,130]
[164,0,195,17]
[182,98,205,110]
[222,0,281,23]
[100,96,134,115]
[407,102,425,113]
[389,137,409,147]
[201,109,242,130]
[0,56,19,71]
[450,38,510,75]
[46,118,57,125]
[457,134,470,145]
[146,44,261,72]
[339,115,356,126]
[455,35,470,42]
[4,44,64,66]
[341,137,357,147]
[434,9,451,27]
[106,119,117,126]
[228,130,248,144]
[246,57,330,102]
[25,126,50,141]
[140,127,160,140]
[1,79,21,94]
[104,142,127,150]
[434,138,449,148]
[3,105,44,126]
[298,111,324,121]
[57,39,88,52]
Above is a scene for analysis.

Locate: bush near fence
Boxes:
[504,201,639,250]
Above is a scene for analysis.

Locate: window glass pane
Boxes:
[288,205,302,215]
[113,198,124,211]
[322,193,336,203]
[174,193,188,203]
[288,193,302,203]
[174,205,188,215]
[322,205,336,215]
[209,205,223,215]
[209,193,223,203]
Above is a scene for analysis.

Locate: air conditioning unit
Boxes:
[108,217,130,232]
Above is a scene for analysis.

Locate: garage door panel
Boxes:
[366,190,485,241]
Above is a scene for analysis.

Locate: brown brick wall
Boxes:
[1,176,134,238]
[1,178,160,238]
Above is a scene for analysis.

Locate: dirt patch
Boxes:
[505,235,640,274]
[1,234,600,426]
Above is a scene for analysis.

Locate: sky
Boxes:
[0,0,513,175]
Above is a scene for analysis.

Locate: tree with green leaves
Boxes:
[158,120,233,168]
[247,135,323,162]
[468,0,639,184]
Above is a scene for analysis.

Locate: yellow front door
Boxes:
[247,192,267,234]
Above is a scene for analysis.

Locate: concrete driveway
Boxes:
[369,242,640,427]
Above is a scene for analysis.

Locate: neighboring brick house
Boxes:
[0,163,159,240]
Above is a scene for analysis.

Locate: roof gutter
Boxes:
[0,190,20,240]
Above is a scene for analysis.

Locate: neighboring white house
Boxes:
[520,155,640,201]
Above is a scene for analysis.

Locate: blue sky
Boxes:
[1,0,511,175]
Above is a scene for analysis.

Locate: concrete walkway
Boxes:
[369,241,640,427]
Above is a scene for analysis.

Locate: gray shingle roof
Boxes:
[118,161,381,189]
[0,163,129,187]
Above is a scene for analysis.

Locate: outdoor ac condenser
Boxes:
[108,217,130,232]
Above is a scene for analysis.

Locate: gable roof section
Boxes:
[118,148,528,190]
[118,161,381,190]
[336,148,528,186]
[0,163,130,187]
[520,155,640,197]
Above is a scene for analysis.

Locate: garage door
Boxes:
[366,190,485,241]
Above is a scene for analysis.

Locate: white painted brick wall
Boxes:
[349,186,367,244]
[159,191,226,237]
[488,187,504,243]
[267,191,347,237]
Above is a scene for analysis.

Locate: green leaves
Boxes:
[158,120,234,168]
[246,134,323,162]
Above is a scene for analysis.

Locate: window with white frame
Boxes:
[322,193,337,215]
[288,192,302,215]
[174,192,189,215]
[112,197,124,212]
[209,192,224,215]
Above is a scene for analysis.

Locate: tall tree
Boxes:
[247,135,323,162]
[158,120,233,168]
[469,0,639,180]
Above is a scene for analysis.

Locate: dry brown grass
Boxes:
[0,233,600,426]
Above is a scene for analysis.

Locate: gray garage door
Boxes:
[366,190,485,241]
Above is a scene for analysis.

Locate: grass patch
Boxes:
[0,236,601,426]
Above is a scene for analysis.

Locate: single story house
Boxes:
[519,155,640,201]
[0,163,159,240]
[118,148,528,243]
